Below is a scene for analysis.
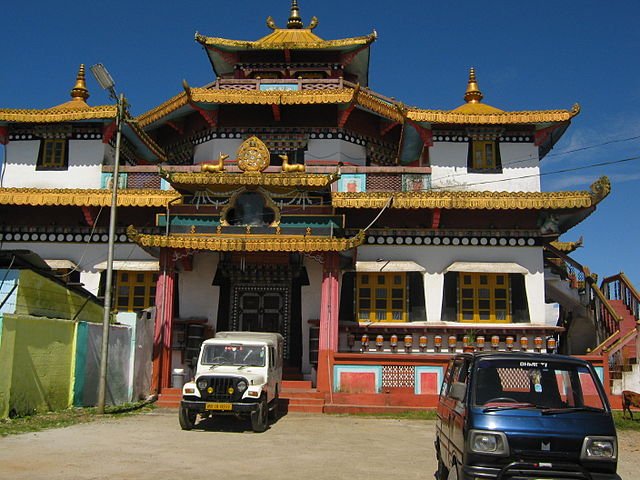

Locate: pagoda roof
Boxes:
[127,225,365,253]
[0,188,182,208]
[195,2,375,85]
[0,65,167,163]
[332,176,610,211]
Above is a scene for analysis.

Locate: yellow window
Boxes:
[472,141,495,170]
[40,139,67,168]
[356,272,407,322]
[115,271,159,312]
[458,273,511,323]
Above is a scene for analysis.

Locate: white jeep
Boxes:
[179,331,283,432]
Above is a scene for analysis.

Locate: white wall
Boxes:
[306,138,366,166]
[356,244,546,325]
[429,142,540,192]
[194,138,243,164]
[2,139,105,189]
[177,252,220,324]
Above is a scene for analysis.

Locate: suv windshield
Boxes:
[473,358,606,411]
[201,344,266,367]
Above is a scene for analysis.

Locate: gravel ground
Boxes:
[0,410,635,479]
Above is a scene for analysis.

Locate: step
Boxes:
[282,379,313,390]
[324,403,433,415]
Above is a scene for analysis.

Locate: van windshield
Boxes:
[201,344,266,367]
[473,358,606,411]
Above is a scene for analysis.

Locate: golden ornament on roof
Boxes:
[237,136,270,173]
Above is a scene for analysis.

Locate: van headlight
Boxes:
[581,436,617,460]
[469,430,509,456]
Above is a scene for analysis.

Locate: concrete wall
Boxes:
[194,138,243,164]
[430,142,540,192]
[3,139,105,189]
[306,139,366,166]
[178,252,220,324]
[356,244,546,325]
[0,315,76,418]
[13,269,103,322]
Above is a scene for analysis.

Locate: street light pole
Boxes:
[91,64,125,414]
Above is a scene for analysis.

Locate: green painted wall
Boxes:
[0,315,76,418]
[15,270,103,323]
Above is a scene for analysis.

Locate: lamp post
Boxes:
[90,63,125,414]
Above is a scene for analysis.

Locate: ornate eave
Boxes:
[0,105,117,124]
[159,170,341,192]
[549,239,583,253]
[128,226,365,252]
[137,86,406,128]
[332,177,611,210]
[0,188,182,207]
[406,105,580,126]
[194,31,376,51]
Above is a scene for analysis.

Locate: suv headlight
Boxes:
[236,380,248,393]
[581,436,617,460]
[468,430,509,456]
[197,379,208,390]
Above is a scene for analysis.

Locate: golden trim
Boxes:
[195,31,375,50]
[127,226,365,252]
[332,178,610,210]
[406,106,579,124]
[0,105,117,123]
[0,188,182,207]
[190,88,354,105]
[135,92,188,128]
[549,240,583,253]
[161,171,340,189]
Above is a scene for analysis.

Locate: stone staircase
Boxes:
[155,379,326,413]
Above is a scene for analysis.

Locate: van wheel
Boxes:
[434,457,447,480]
[446,462,459,480]
[251,396,269,433]
[179,406,197,430]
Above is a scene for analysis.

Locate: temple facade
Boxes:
[1,2,623,407]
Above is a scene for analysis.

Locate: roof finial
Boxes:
[464,67,483,104]
[287,0,304,29]
[70,64,90,102]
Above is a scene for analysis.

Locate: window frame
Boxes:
[467,139,502,173]
[115,270,159,312]
[457,272,511,323]
[37,138,69,170]
[356,272,407,323]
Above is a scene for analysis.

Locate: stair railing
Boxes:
[544,243,622,344]
[601,272,640,322]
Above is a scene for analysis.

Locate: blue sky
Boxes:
[1,0,639,286]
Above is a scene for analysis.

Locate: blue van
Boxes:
[435,352,620,479]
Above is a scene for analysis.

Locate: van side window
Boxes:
[447,359,470,402]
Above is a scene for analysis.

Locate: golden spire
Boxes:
[70,64,90,102]
[287,0,304,29]
[464,67,483,104]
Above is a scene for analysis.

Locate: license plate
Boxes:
[205,402,232,411]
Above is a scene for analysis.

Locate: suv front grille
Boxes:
[197,376,244,402]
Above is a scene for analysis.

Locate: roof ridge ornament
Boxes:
[287,0,304,29]
[464,67,483,104]
[70,64,90,102]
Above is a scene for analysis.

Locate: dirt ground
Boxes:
[0,410,636,479]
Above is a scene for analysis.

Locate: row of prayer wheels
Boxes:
[353,334,557,353]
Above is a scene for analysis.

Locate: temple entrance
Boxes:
[232,285,289,346]
[213,253,307,369]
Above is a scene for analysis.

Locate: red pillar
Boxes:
[316,252,340,393]
[151,248,176,393]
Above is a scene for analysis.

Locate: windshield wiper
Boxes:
[541,406,604,415]
[482,403,538,412]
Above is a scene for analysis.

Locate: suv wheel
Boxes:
[179,406,197,430]
[251,396,269,433]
